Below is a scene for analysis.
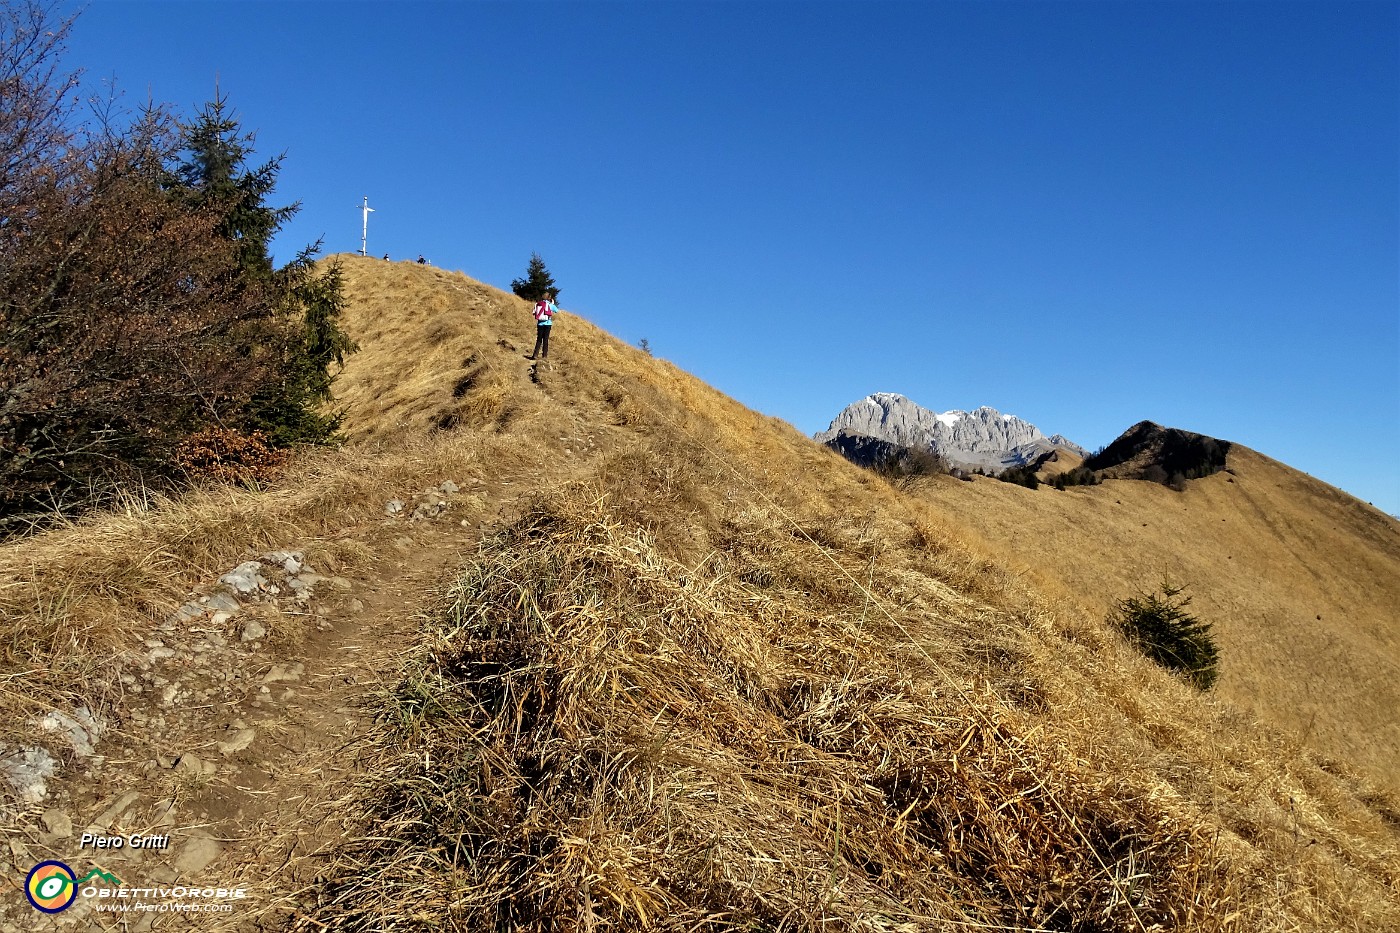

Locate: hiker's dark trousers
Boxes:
[532,324,551,359]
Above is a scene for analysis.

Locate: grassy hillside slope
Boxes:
[915,449,1400,787]
[315,256,1398,930]
[1,255,1395,932]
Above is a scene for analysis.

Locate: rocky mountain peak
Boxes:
[816,393,1084,473]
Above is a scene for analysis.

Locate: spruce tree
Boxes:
[170,92,296,280]
[0,13,295,529]
[252,247,359,446]
[1109,581,1220,690]
[167,93,355,445]
[511,252,559,303]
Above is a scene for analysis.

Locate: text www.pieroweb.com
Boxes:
[94,901,234,914]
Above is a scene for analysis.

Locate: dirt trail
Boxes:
[213,521,475,931]
[4,478,533,932]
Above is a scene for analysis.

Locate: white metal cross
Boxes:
[358,196,374,256]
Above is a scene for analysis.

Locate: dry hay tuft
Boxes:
[301,496,1244,932]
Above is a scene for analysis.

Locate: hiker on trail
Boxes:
[528,290,558,360]
[417,254,427,264]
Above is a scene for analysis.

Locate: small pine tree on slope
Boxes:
[511,252,560,303]
[1110,581,1220,690]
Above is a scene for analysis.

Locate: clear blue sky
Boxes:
[65,1,1399,513]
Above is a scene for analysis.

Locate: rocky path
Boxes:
[3,477,528,932]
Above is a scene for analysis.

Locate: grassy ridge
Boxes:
[308,495,1238,931]
[3,255,1396,930]
[311,256,1397,930]
[912,446,1400,787]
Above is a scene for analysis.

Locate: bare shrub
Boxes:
[173,427,287,487]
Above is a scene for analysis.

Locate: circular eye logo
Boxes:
[26,860,77,913]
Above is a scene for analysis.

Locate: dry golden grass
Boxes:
[912,448,1400,789]
[0,426,538,748]
[297,441,1399,930]
[302,495,1245,931]
[317,256,1400,929]
[1035,448,1086,478]
[4,255,1397,931]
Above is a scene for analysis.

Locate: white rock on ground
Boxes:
[0,746,57,803]
[219,561,267,595]
[38,707,104,757]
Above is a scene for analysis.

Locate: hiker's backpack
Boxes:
[534,300,552,322]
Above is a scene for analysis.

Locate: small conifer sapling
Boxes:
[511,252,560,303]
[1109,580,1220,690]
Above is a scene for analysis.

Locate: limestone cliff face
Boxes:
[816,393,1084,473]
